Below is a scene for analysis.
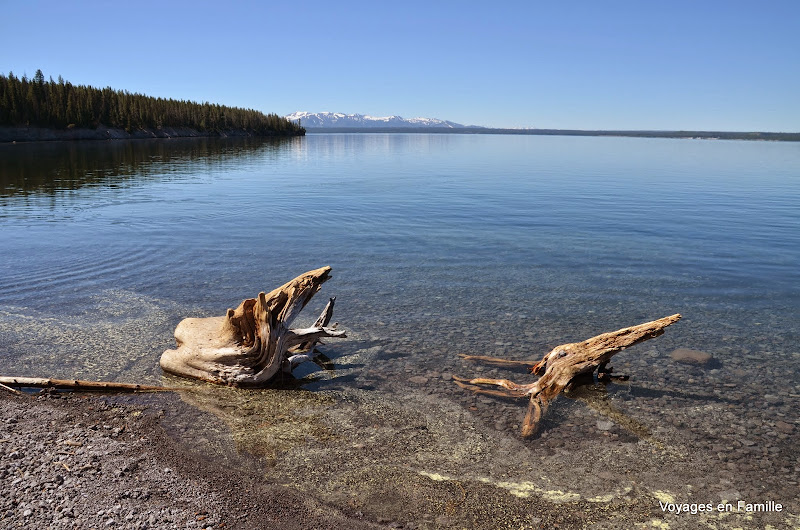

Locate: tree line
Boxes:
[0,70,304,136]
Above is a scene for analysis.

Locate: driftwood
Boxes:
[455,314,681,437]
[159,266,346,386]
[0,382,23,395]
[0,376,179,393]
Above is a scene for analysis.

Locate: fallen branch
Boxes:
[455,314,681,437]
[0,376,181,393]
[0,381,23,395]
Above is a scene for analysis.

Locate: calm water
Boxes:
[1,134,799,526]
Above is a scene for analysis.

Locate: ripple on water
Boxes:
[1,135,799,526]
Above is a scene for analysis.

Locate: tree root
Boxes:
[456,314,681,437]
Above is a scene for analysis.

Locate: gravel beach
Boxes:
[2,364,799,530]
[0,390,378,529]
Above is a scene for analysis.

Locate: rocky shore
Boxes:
[2,361,798,529]
[0,391,376,529]
[0,126,297,143]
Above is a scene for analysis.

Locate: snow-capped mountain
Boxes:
[286,111,480,129]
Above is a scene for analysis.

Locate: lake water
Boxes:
[1,134,798,527]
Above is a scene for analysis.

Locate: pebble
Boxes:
[764,394,784,405]
[596,420,614,431]
[774,420,795,434]
[717,488,742,502]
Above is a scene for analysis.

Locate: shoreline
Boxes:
[3,126,797,143]
[0,126,304,144]
[303,127,800,141]
[2,378,797,529]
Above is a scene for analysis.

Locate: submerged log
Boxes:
[455,314,681,437]
[159,266,346,386]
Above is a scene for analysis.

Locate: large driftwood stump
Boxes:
[160,266,346,386]
[455,314,681,437]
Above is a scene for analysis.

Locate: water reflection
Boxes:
[0,136,299,198]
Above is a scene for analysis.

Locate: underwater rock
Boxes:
[670,348,713,366]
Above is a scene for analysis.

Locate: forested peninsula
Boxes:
[0,70,304,142]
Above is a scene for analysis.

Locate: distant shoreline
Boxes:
[305,127,800,141]
[0,125,304,143]
[5,125,797,143]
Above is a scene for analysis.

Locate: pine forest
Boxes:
[0,70,304,136]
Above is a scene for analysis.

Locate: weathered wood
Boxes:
[159,267,346,386]
[0,376,179,393]
[295,297,336,352]
[455,314,681,437]
[0,382,23,395]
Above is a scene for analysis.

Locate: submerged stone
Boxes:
[669,348,713,366]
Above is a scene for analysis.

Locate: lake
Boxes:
[1,134,798,527]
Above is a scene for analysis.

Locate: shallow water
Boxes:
[1,134,798,527]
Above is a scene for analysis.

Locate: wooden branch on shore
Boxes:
[0,376,181,393]
[0,382,23,395]
[159,267,346,386]
[455,314,681,437]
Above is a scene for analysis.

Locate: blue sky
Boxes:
[2,0,798,130]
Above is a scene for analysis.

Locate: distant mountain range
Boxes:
[285,111,483,129]
[283,112,800,141]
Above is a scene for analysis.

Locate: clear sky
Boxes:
[2,0,798,131]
